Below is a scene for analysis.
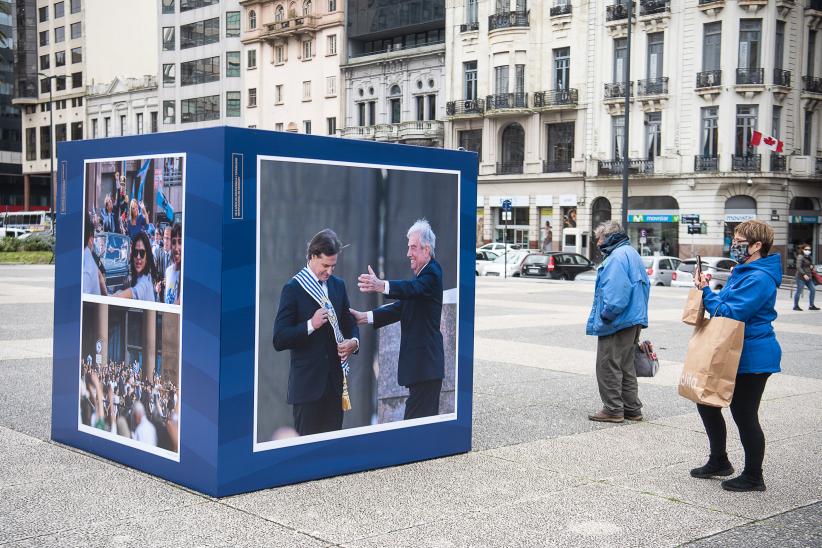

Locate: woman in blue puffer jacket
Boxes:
[691,220,781,492]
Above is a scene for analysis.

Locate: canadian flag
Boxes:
[751,130,784,153]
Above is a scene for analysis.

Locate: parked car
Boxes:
[475,250,500,275]
[477,242,524,254]
[481,250,531,277]
[521,252,595,280]
[672,256,736,291]
[94,232,131,294]
[642,255,682,286]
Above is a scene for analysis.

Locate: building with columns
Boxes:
[446,0,822,270]
[86,76,159,139]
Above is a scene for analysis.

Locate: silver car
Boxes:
[672,257,737,291]
[642,255,682,286]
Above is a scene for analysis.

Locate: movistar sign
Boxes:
[630,214,680,223]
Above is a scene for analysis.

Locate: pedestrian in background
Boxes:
[586,220,650,423]
[542,221,553,252]
[691,220,781,492]
[793,244,818,311]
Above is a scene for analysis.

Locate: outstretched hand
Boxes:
[349,307,368,325]
[358,265,386,293]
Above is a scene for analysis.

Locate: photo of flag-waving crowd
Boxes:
[78,154,185,459]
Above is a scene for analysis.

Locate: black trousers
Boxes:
[404,379,443,420]
[697,373,771,478]
[292,375,343,436]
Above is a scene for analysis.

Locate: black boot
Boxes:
[721,473,766,492]
[690,455,734,479]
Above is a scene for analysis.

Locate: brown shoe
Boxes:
[625,413,643,421]
[588,410,624,423]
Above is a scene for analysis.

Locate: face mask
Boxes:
[730,242,750,263]
[804,250,812,256]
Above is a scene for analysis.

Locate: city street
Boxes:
[1,264,821,547]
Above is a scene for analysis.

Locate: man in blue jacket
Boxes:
[586,220,650,423]
[350,219,445,420]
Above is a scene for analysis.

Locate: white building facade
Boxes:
[86,76,159,139]
[446,0,822,269]
[158,0,245,130]
[240,0,344,134]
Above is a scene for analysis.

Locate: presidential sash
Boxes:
[293,268,352,411]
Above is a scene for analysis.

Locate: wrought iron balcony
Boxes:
[637,77,668,96]
[770,154,787,172]
[550,2,572,16]
[599,159,654,175]
[736,67,764,85]
[606,2,631,21]
[803,75,822,94]
[543,160,572,173]
[532,88,578,107]
[488,10,530,30]
[773,69,791,87]
[446,99,485,116]
[696,70,722,88]
[485,93,528,110]
[732,154,761,171]
[460,21,480,32]
[640,0,670,16]
[694,155,719,172]
[604,81,633,99]
[497,162,524,175]
[699,0,721,3]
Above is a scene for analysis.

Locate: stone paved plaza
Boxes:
[1,264,821,547]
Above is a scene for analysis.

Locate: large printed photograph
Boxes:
[254,157,460,450]
[82,155,184,306]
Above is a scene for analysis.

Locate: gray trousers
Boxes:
[596,324,643,416]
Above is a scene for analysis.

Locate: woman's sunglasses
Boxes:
[133,249,147,259]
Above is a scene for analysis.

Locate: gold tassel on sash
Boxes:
[341,376,352,411]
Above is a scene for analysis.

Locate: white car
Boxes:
[672,257,737,291]
[477,242,524,254]
[481,250,531,277]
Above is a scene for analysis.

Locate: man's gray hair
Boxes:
[594,220,624,241]
[408,218,436,257]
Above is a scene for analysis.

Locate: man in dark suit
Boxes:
[350,219,444,420]
[272,229,359,436]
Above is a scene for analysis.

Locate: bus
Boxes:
[0,211,52,238]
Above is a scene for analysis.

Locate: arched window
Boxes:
[389,85,402,124]
[289,1,296,17]
[500,123,525,174]
[275,4,284,21]
[249,10,257,29]
[303,0,311,15]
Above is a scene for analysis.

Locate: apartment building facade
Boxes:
[340,0,446,147]
[446,0,822,269]
[158,0,244,130]
[240,0,344,134]
[86,76,160,140]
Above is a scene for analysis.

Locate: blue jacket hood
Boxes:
[733,253,782,287]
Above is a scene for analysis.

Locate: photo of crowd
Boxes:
[82,155,184,306]
[254,158,459,450]
[78,301,181,457]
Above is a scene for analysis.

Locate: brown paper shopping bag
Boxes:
[681,288,705,326]
[678,315,744,407]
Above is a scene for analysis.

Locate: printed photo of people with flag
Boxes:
[81,154,185,306]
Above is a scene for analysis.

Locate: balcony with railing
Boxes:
[598,159,654,175]
[604,81,634,100]
[340,126,376,140]
[696,70,722,89]
[550,2,572,16]
[398,120,444,143]
[543,160,572,173]
[263,14,319,39]
[697,0,725,11]
[802,75,822,94]
[497,162,524,175]
[532,89,578,109]
[488,10,530,31]
[446,99,485,116]
[732,154,761,171]
[736,67,764,85]
[640,0,670,16]
[485,93,529,114]
[606,2,631,21]
[770,154,787,172]
[460,21,480,32]
[637,77,668,96]
[694,155,719,172]
[773,69,791,87]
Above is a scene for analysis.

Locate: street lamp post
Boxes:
[37,73,60,234]
[621,0,633,229]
